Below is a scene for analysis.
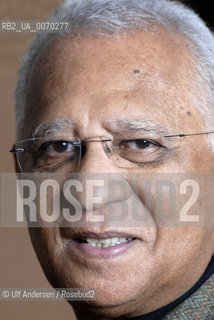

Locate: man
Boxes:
[12,0,214,319]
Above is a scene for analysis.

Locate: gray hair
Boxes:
[15,0,214,149]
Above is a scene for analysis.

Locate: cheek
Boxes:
[155,227,214,272]
[28,227,63,281]
[132,175,214,259]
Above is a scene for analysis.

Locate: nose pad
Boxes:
[80,144,86,160]
[80,139,111,162]
[103,141,111,158]
[78,140,114,174]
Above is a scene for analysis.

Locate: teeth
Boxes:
[88,242,96,247]
[102,243,110,248]
[119,237,127,243]
[111,237,118,244]
[87,238,98,243]
[84,237,133,248]
[98,239,111,244]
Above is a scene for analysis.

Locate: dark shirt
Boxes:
[128,255,214,320]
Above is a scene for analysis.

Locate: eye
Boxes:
[116,138,166,166]
[36,140,77,158]
[45,141,74,154]
[29,139,81,172]
[119,139,159,150]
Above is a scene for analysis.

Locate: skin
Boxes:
[17,28,214,319]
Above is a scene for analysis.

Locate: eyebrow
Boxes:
[32,120,74,138]
[103,119,170,136]
[32,118,170,138]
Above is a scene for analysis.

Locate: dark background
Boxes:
[182,0,214,29]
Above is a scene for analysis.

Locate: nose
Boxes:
[73,142,132,212]
[79,138,112,173]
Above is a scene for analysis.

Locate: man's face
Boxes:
[24,29,214,318]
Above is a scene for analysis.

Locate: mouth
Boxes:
[75,236,134,248]
[62,230,141,258]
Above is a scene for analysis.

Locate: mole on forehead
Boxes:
[134,70,140,75]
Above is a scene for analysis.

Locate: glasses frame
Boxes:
[10,137,112,173]
[10,131,214,172]
[164,131,214,138]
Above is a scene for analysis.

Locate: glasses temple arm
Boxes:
[164,131,214,138]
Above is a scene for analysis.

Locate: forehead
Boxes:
[35,28,193,94]
[26,27,204,135]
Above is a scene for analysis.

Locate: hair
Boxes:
[15,0,214,149]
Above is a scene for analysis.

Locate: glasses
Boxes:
[10,131,214,173]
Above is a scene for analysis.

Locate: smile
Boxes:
[75,237,134,248]
[61,229,142,258]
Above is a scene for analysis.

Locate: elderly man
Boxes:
[12,0,214,319]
